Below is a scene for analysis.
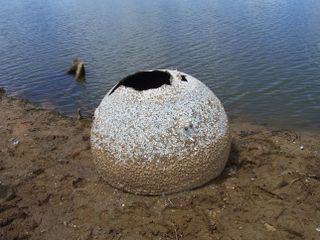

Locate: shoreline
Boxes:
[3,87,320,136]
[1,91,320,239]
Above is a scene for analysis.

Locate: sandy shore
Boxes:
[0,90,320,240]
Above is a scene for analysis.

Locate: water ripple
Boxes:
[0,0,320,129]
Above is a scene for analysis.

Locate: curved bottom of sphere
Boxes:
[92,133,230,195]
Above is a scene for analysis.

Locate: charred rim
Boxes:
[109,70,172,94]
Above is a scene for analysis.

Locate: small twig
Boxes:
[172,223,179,240]
[289,177,301,185]
[258,186,284,200]
[274,208,286,220]
[174,228,178,240]
[167,199,174,206]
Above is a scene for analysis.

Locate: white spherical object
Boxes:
[91,69,230,195]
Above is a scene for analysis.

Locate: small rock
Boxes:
[57,159,69,164]
[264,223,276,232]
[300,145,304,150]
[9,137,20,146]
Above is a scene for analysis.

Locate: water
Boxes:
[0,0,320,130]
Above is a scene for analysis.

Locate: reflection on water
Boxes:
[0,0,320,129]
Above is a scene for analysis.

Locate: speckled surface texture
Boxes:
[91,70,230,195]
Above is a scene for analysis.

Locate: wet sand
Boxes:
[0,90,320,240]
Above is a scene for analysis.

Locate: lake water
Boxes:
[0,0,320,130]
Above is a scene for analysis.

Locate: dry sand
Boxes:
[0,89,320,240]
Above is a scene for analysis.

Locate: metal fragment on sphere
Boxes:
[91,69,231,195]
